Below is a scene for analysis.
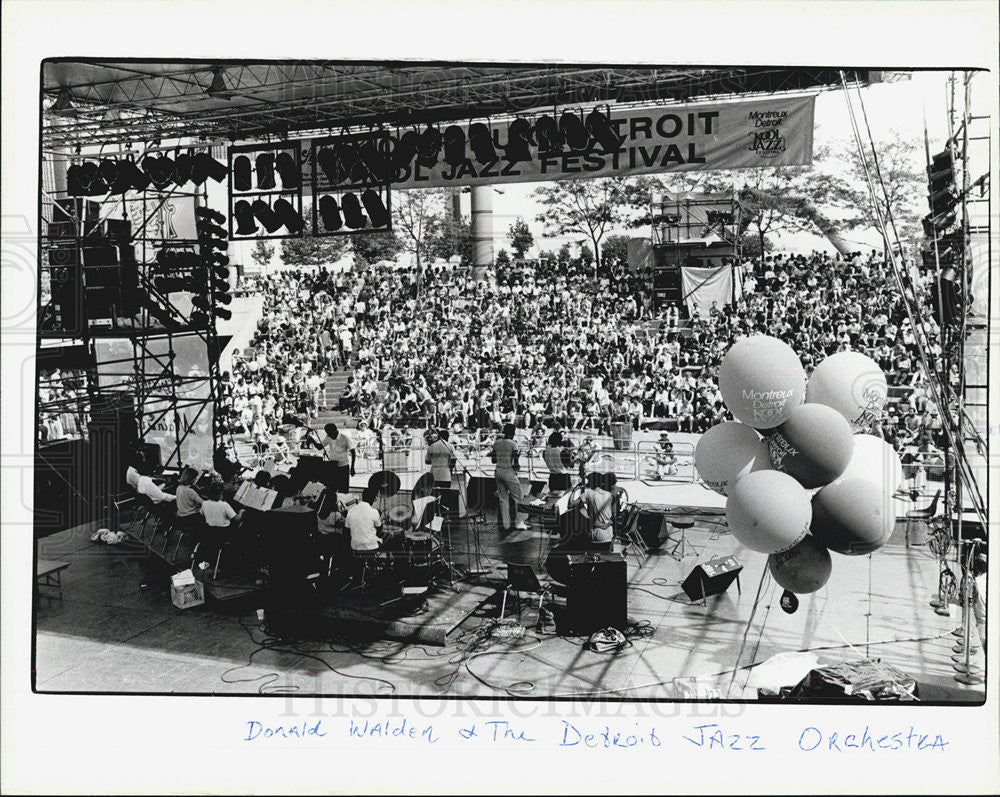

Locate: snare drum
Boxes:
[403,531,440,566]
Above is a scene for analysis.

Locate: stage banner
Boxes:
[362,94,815,190]
[681,265,742,316]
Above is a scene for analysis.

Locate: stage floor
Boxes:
[34,504,984,701]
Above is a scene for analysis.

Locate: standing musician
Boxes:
[319,422,356,494]
[490,423,528,531]
[425,428,468,517]
[541,430,575,492]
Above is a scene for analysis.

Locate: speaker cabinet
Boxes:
[681,556,743,602]
[563,552,627,634]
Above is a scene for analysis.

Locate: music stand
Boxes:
[499,563,552,624]
[431,486,466,590]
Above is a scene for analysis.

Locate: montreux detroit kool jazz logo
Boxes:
[747,109,788,158]
[745,388,794,425]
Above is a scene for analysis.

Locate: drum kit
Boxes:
[367,470,464,590]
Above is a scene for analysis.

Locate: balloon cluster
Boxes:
[694,336,900,595]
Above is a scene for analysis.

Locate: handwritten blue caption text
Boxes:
[244,720,949,752]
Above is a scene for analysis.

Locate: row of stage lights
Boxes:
[65,152,229,196]
[308,107,626,187]
[384,108,625,171]
[153,207,233,323]
[231,191,389,236]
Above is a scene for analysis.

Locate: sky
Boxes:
[472,70,968,257]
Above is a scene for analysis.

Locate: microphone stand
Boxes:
[456,458,492,580]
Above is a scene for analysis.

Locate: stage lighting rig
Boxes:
[443,125,467,168]
[273,198,305,234]
[468,123,498,164]
[416,125,442,168]
[361,189,389,228]
[256,152,277,190]
[319,195,343,231]
[341,193,368,229]
[586,108,624,153]
[503,118,534,162]
[560,111,589,151]
[233,155,253,191]
[391,130,421,172]
[251,200,284,234]
[534,115,563,153]
[275,151,301,189]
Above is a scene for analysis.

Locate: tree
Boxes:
[507,217,534,259]
[495,248,511,267]
[578,243,594,267]
[556,243,572,263]
[393,188,447,269]
[280,233,348,267]
[352,230,404,266]
[533,177,647,266]
[426,215,474,264]
[601,234,631,268]
[250,239,274,270]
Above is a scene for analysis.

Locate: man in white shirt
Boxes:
[346,487,382,551]
[321,423,356,494]
[137,473,175,504]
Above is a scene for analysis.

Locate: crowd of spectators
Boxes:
[221,247,945,462]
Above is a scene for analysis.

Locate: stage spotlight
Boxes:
[503,118,534,162]
[256,153,276,190]
[335,141,362,184]
[109,157,148,193]
[275,151,301,189]
[360,189,389,228]
[341,193,367,229]
[233,200,258,235]
[214,265,231,281]
[79,161,108,195]
[209,254,231,270]
[150,156,177,189]
[251,199,283,234]
[192,294,211,312]
[174,151,194,186]
[358,140,392,183]
[195,206,227,225]
[192,151,229,184]
[316,147,338,185]
[468,123,498,163]
[66,164,86,196]
[586,109,624,153]
[98,159,119,187]
[443,125,467,167]
[560,112,589,151]
[391,131,421,171]
[534,115,563,152]
[233,155,253,191]
[215,307,233,321]
[416,125,442,167]
[319,195,343,231]
[273,198,305,234]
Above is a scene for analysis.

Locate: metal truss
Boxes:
[42,62,871,149]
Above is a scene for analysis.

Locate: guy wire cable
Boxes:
[840,73,987,526]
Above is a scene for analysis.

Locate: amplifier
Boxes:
[562,552,627,634]
[681,556,743,602]
[635,511,667,550]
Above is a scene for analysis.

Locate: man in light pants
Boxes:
[490,423,528,531]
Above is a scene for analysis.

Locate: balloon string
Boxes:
[727,563,771,698]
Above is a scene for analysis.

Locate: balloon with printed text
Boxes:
[767,534,833,594]
[765,402,854,489]
[718,335,806,429]
[806,351,887,431]
[695,421,771,496]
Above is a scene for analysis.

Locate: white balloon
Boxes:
[839,434,904,494]
[806,351,888,430]
[695,421,771,496]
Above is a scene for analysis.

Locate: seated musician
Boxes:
[345,486,383,580]
[135,463,175,504]
[345,486,383,553]
[200,482,245,530]
[544,472,615,584]
[174,467,204,527]
[574,471,615,553]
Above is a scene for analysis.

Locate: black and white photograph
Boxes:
[2,1,998,794]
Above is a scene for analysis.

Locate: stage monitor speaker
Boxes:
[258,505,322,606]
[681,556,743,602]
[563,552,627,634]
[636,511,667,550]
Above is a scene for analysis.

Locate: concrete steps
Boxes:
[315,367,357,428]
